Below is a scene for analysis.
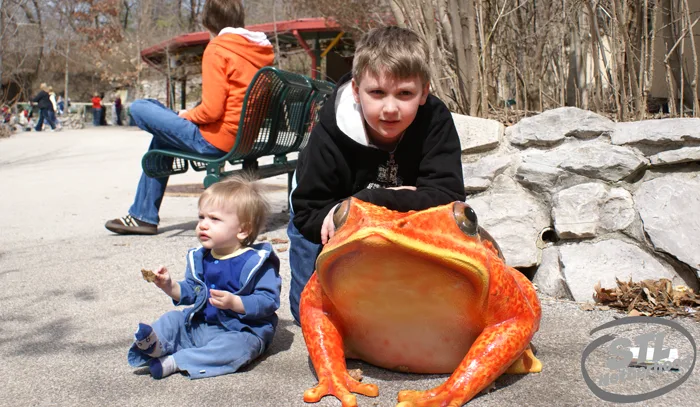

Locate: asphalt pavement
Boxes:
[0,127,698,407]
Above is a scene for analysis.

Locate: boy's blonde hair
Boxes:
[198,174,269,246]
[352,26,430,85]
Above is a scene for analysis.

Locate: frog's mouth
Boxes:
[318,229,491,293]
[316,231,489,373]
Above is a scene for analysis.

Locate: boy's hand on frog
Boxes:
[321,204,340,245]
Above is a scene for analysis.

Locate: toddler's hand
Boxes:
[209,289,237,311]
[153,265,172,290]
[321,205,339,245]
[177,109,187,117]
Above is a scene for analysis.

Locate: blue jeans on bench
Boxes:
[128,99,224,225]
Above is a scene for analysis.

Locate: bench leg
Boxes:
[204,173,220,188]
[286,171,294,212]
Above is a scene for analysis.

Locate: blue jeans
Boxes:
[287,210,323,324]
[128,99,224,225]
[127,310,264,379]
[92,107,102,126]
[35,108,56,131]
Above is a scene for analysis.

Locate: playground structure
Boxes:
[140,18,353,110]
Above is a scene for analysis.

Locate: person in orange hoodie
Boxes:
[105,0,274,235]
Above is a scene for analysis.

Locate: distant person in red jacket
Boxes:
[91,93,102,127]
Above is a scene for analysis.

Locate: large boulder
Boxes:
[508,107,615,148]
[467,176,550,268]
[457,107,700,300]
[635,172,700,272]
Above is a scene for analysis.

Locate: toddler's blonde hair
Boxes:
[198,173,270,246]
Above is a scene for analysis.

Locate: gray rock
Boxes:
[553,183,607,239]
[560,240,680,302]
[462,154,513,192]
[509,107,615,148]
[452,113,502,153]
[533,246,572,299]
[649,146,700,166]
[467,175,550,268]
[515,160,566,192]
[634,172,700,270]
[612,118,700,150]
[520,140,647,182]
[599,188,636,232]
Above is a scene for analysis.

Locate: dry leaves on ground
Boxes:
[347,368,363,381]
[594,278,700,321]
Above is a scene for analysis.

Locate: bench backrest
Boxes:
[296,78,335,151]
[226,67,314,161]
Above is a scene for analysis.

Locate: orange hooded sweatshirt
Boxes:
[181,29,274,152]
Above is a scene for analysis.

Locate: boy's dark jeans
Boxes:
[287,210,322,324]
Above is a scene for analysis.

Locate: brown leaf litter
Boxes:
[594,278,700,321]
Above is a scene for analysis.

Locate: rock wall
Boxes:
[453,107,700,302]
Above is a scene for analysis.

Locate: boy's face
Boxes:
[196,201,248,255]
[352,71,429,148]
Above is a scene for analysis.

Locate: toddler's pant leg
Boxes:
[128,310,192,367]
[172,321,264,379]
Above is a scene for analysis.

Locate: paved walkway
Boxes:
[0,127,698,407]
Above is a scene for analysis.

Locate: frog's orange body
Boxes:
[300,199,542,407]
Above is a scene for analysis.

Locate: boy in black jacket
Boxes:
[287,26,466,323]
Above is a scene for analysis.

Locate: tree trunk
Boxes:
[462,0,480,115]
[0,0,4,101]
[682,0,698,116]
[585,0,603,110]
[662,0,694,106]
[190,0,197,32]
[30,0,43,80]
[447,0,470,112]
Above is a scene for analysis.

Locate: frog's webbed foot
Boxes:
[396,388,466,407]
[304,372,379,407]
[300,273,379,407]
[505,345,542,374]
[396,315,538,407]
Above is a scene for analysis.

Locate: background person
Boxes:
[104,0,274,236]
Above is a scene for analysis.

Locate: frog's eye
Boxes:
[453,202,478,236]
[333,199,351,230]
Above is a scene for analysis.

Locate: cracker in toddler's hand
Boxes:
[141,268,157,283]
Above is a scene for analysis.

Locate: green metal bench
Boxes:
[141,67,335,194]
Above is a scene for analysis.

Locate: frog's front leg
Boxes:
[300,273,379,407]
[397,316,537,407]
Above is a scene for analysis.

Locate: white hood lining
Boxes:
[219,27,271,46]
[335,82,373,148]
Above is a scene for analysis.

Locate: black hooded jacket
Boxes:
[32,90,53,110]
[291,74,466,244]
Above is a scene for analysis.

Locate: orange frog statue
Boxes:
[299,198,542,407]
